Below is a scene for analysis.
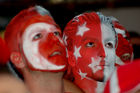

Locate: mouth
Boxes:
[50,51,61,57]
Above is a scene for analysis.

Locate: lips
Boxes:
[50,51,61,57]
[98,60,109,67]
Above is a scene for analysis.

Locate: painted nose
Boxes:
[47,33,61,45]
[98,46,106,58]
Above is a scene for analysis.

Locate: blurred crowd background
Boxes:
[0,0,140,59]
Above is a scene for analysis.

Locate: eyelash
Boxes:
[105,42,113,48]
[54,31,60,36]
[33,33,42,41]
[86,42,95,47]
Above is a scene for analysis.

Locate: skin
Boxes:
[0,74,29,93]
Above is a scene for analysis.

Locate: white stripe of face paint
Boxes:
[101,23,116,81]
[22,23,65,70]
[110,69,120,93]
[115,28,126,38]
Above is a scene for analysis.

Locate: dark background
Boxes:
[0,0,139,59]
[0,0,140,30]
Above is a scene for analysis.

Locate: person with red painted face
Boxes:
[111,18,134,66]
[4,5,84,93]
[63,12,117,93]
[4,5,68,93]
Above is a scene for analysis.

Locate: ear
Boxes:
[10,52,25,68]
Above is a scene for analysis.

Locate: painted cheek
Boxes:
[39,33,64,55]
[39,33,67,65]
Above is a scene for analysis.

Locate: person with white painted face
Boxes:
[63,12,117,93]
[4,6,68,93]
[4,5,84,93]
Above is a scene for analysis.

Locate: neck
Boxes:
[74,72,104,93]
[23,68,64,93]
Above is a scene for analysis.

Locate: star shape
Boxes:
[78,69,87,80]
[76,22,89,36]
[74,46,81,60]
[88,57,102,73]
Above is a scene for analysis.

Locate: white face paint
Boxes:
[115,55,125,65]
[22,23,65,70]
[101,23,116,81]
[76,22,89,36]
[115,28,126,38]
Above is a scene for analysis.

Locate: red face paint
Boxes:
[64,12,106,81]
[5,6,67,72]
[64,12,117,93]
[22,23,67,72]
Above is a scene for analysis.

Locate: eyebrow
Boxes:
[82,37,99,42]
[54,24,61,29]
[104,38,116,43]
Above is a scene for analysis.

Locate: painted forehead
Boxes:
[67,12,115,40]
[64,12,101,38]
[23,22,60,37]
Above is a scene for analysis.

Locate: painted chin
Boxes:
[92,69,104,82]
[48,51,67,66]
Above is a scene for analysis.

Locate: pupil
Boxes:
[89,42,93,45]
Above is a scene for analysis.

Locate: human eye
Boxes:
[33,33,42,41]
[54,31,60,36]
[86,42,95,47]
[105,42,113,48]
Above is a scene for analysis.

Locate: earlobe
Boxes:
[10,52,25,68]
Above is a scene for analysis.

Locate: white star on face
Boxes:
[74,46,81,60]
[88,57,102,73]
[63,35,68,46]
[78,69,87,80]
[76,22,89,36]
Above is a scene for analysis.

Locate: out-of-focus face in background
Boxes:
[113,21,133,66]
